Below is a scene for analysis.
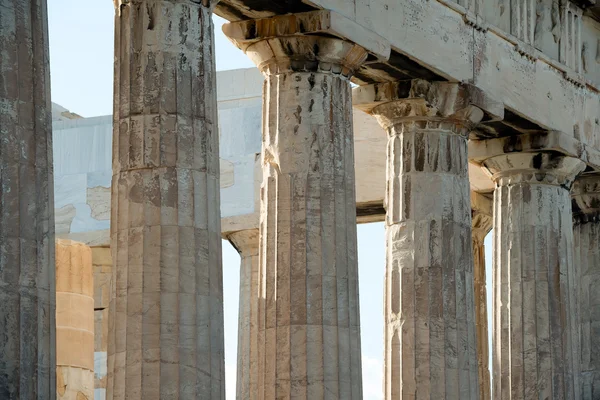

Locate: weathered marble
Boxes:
[0,0,56,398]
[354,80,489,399]
[107,1,225,399]
[228,230,260,400]
[223,11,390,398]
[471,192,493,400]
[572,172,600,399]
[483,152,585,400]
[55,240,95,400]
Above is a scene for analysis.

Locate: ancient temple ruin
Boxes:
[1,0,599,399]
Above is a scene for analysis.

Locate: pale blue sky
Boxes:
[47,2,493,398]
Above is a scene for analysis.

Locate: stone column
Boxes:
[572,172,600,399]
[353,80,491,399]
[224,11,389,399]
[56,240,95,400]
[107,1,225,399]
[228,230,260,400]
[471,192,493,400]
[0,0,56,398]
[483,152,585,400]
[92,246,113,400]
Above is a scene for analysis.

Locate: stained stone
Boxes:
[106,1,225,398]
[0,0,56,398]
[483,152,585,400]
[353,80,487,400]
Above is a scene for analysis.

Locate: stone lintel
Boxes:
[572,172,600,223]
[352,80,503,124]
[222,10,391,62]
[469,130,600,171]
[118,0,219,10]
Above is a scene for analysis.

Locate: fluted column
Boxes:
[224,11,390,399]
[471,193,493,400]
[0,1,56,398]
[572,172,600,399]
[483,153,585,400]
[354,80,489,399]
[228,230,260,400]
[107,1,224,399]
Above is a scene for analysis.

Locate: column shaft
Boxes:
[383,117,478,399]
[258,69,362,399]
[485,153,584,400]
[107,1,224,399]
[572,173,600,399]
[0,0,56,398]
[472,194,493,400]
[228,230,260,400]
[574,221,600,399]
[56,240,95,400]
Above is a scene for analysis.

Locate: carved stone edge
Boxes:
[352,79,504,122]
[469,129,600,171]
[227,229,260,256]
[222,10,391,62]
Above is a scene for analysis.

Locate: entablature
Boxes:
[216,0,600,156]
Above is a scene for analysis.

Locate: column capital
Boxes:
[572,172,600,223]
[352,80,503,133]
[471,192,493,243]
[483,153,586,187]
[222,10,390,78]
[228,229,259,257]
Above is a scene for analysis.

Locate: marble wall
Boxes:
[52,68,266,246]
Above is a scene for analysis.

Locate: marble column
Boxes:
[55,240,95,400]
[471,192,493,400]
[224,11,390,399]
[483,152,585,400]
[354,80,487,399]
[228,230,260,400]
[0,0,56,398]
[572,172,600,399]
[107,1,225,399]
